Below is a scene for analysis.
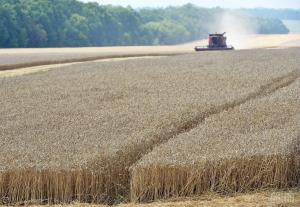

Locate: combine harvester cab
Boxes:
[195,32,234,51]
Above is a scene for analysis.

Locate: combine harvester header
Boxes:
[195,32,234,51]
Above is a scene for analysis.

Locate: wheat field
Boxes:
[131,76,300,201]
[0,48,299,204]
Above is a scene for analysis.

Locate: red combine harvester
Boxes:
[195,32,234,51]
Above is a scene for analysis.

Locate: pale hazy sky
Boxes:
[80,0,300,9]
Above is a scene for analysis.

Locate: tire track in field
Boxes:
[130,69,300,167]
[96,70,300,200]
[62,69,300,202]
[2,67,298,204]
[103,69,300,202]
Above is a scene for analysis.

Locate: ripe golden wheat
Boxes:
[131,77,300,201]
[0,48,299,204]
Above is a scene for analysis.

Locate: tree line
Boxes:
[0,0,290,48]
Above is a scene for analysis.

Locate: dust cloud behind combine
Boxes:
[207,12,300,49]
[212,12,257,49]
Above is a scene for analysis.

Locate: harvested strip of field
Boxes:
[131,77,300,202]
[0,53,181,71]
[251,34,300,48]
[233,34,300,49]
[0,56,164,78]
[0,46,190,71]
[0,48,299,204]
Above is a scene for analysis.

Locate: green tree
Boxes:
[0,0,291,48]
